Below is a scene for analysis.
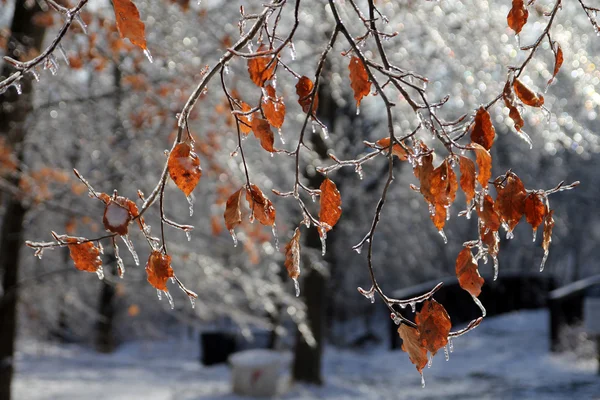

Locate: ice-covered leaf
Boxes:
[296,76,318,114]
[251,117,275,153]
[494,172,527,234]
[416,299,452,356]
[57,234,102,274]
[477,194,502,232]
[247,44,276,87]
[103,201,132,235]
[236,101,253,135]
[145,250,173,291]
[548,42,564,85]
[319,178,342,236]
[458,156,476,205]
[262,85,285,129]
[507,0,528,34]
[524,192,546,233]
[503,81,525,132]
[430,202,447,231]
[513,78,544,107]
[480,225,499,257]
[348,56,371,108]
[224,188,243,231]
[470,143,492,189]
[168,141,202,196]
[398,324,428,373]
[455,247,484,297]
[470,106,495,151]
[245,184,276,226]
[375,137,410,160]
[112,0,147,51]
[284,227,301,280]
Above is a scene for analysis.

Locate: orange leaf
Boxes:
[245,184,276,226]
[458,156,476,205]
[398,324,428,373]
[168,142,202,197]
[375,137,410,160]
[296,76,318,114]
[251,117,275,153]
[470,143,492,189]
[59,235,102,274]
[477,194,502,233]
[262,85,285,128]
[455,248,484,298]
[548,42,564,85]
[494,172,527,233]
[348,56,371,107]
[247,44,276,87]
[319,178,342,235]
[284,227,301,280]
[503,81,525,132]
[524,192,546,233]
[145,250,173,291]
[112,0,147,51]
[507,0,528,35]
[416,299,452,356]
[513,78,544,107]
[236,101,253,135]
[224,188,243,231]
[470,106,495,151]
[103,201,132,235]
[480,225,499,257]
[430,202,447,231]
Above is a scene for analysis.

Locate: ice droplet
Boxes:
[121,235,139,266]
[229,229,238,247]
[187,194,195,217]
[277,128,285,144]
[540,250,549,272]
[532,229,537,242]
[157,289,162,300]
[493,256,499,281]
[95,265,104,280]
[421,373,426,388]
[289,42,296,60]
[224,64,230,75]
[410,301,416,313]
[427,352,433,368]
[391,313,402,325]
[74,12,88,35]
[472,294,487,317]
[311,193,317,203]
[271,223,279,251]
[319,227,327,256]
[356,107,360,116]
[293,278,300,297]
[448,337,454,353]
[321,125,329,140]
[439,229,448,244]
[185,230,192,242]
[12,81,22,95]
[355,164,364,180]
[444,344,450,361]
[143,49,154,63]
[354,244,362,254]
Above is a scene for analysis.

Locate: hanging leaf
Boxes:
[480,225,499,257]
[470,106,495,151]
[112,0,147,51]
[319,178,342,235]
[224,188,243,231]
[507,0,528,35]
[375,137,411,160]
[548,42,564,85]
[103,201,132,235]
[503,81,525,132]
[245,184,276,226]
[262,85,285,128]
[542,209,555,256]
[477,194,502,233]
[251,117,275,153]
[430,202,447,231]
[458,156,476,205]
[524,192,546,233]
[145,250,173,291]
[247,43,276,87]
[415,299,452,356]
[56,234,103,274]
[348,56,371,108]
[284,227,301,280]
[494,172,527,234]
[168,141,202,196]
[296,76,318,114]
[470,143,492,189]
[513,78,544,107]
[236,101,253,135]
[455,248,484,298]
[398,324,428,373]
[415,152,435,204]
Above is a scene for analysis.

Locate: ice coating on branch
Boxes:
[143,49,154,63]
[95,265,104,280]
[229,229,238,247]
[540,250,549,272]
[121,235,139,266]
[293,278,300,297]
[271,223,279,251]
[289,42,296,60]
[187,194,195,217]
[12,81,22,95]
[390,313,402,325]
[472,294,487,317]
[358,286,375,303]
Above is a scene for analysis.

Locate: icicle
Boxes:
[224,64,230,75]
[427,352,433,368]
[187,194,195,217]
[515,34,521,48]
[354,244,362,254]
[121,235,139,265]
[506,229,514,240]
[72,12,88,35]
[444,344,449,361]
[157,289,162,300]
[515,129,533,149]
[95,265,104,280]
[229,229,238,247]
[293,278,300,297]
[277,128,285,144]
[143,49,154,63]
[311,121,317,134]
[358,287,375,303]
[189,295,196,309]
[114,242,125,278]
[355,164,364,180]
[410,301,416,313]
[171,277,176,284]
[165,290,174,309]
[429,203,435,216]
[29,69,40,82]
[356,107,360,116]
[185,230,192,242]
[472,294,487,317]
[466,207,472,220]
[289,42,296,60]
[12,81,22,95]
[391,313,402,325]
[493,256,499,281]
[420,373,426,388]
[45,55,58,75]
[302,211,311,228]
[321,125,329,140]
[438,229,448,244]
[57,44,69,65]
[532,229,537,242]
[448,337,453,353]
[271,223,279,251]
[311,193,317,203]
[319,227,327,256]
[540,250,549,272]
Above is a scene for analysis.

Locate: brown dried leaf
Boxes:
[507,0,529,35]
[503,81,525,132]
[113,0,147,51]
[296,76,318,114]
[145,250,173,291]
[284,227,301,280]
[524,192,546,233]
[470,106,495,151]
[398,324,428,373]
[459,156,476,205]
[494,172,527,233]
[247,44,276,87]
[168,141,202,196]
[455,247,484,298]
[470,143,492,189]
[348,56,371,107]
[236,101,253,135]
[375,137,410,160]
[262,85,285,128]
[477,194,502,233]
[430,202,447,231]
[224,188,243,231]
[251,117,275,153]
[319,178,342,235]
[513,78,544,107]
[61,236,102,274]
[548,43,564,85]
[416,299,452,356]
[103,201,132,235]
[480,225,499,257]
[245,184,276,226]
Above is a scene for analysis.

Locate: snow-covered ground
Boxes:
[13,310,600,399]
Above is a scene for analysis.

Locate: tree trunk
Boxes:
[0,1,45,398]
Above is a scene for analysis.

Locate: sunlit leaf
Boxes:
[348,56,371,108]
[296,76,318,114]
[236,101,253,135]
[513,78,544,107]
[524,192,546,233]
[548,42,564,85]
[168,141,202,196]
[262,85,285,128]
[477,194,501,233]
[251,117,275,153]
[145,250,173,291]
[398,324,428,373]
[245,184,276,226]
[470,106,495,151]
[224,188,243,231]
[416,299,452,356]
[470,143,492,189]
[319,178,342,236]
[458,156,476,205]
[247,43,276,87]
[507,0,528,34]
[58,234,102,274]
[284,227,301,280]
[455,247,484,297]
[112,0,147,51]
[503,81,525,132]
[494,172,527,234]
[375,137,410,160]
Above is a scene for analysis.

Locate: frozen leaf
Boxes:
[262,85,285,128]
[477,194,502,232]
[548,42,564,85]
[57,234,102,274]
[524,192,546,233]
[103,201,132,235]
[513,78,544,107]
[494,172,527,234]
[376,137,410,160]
[470,143,492,189]
[507,0,528,34]
[458,156,476,205]
[503,81,525,132]
[415,152,435,203]
[224,188,243,231]
[348,56,371,107]
[245,184,276,226]
[168,141,202,196]
[284,227,301,280]
[455,248,484,298]
[251,117,275,153]
[416,299,452,356]
[480,225,499,257]
[236,101,253,135]
[247,44,276,87]
[296,76,318,114]
[542,209,555,259]
[145,250,173,291]
[430,202,447,231]
[398,324,428,373]
[319,178,342,236]
[112,0,147,51]
[470,107,495,151]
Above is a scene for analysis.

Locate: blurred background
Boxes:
[1,0,600,398]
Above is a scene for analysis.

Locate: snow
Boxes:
[13,310,600,399]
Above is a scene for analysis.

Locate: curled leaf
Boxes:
[470,106,495,151]
[262,85,285,128]
[375,137,410,160]
[319,178,342,235]
[224,188,243,231]
[296,76,318,114]
[251,117,275,153]
[548,42,564,85]
[284,227,301,280]
[168,141,202,196]
[513,78,544,107]
[507,0,528,35]
[503,81,525,132]
[113,0,147,51]
[247,44,276,87]
[416,299,452,356]
[245,184,276,226]
[398,324,428,373]
[455,248,484,298]
[470,143,492,189]
[458,156,476,205]
[348,56,371,108]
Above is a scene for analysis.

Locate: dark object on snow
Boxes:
[201,332,237,366]
[390,272,555,350]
